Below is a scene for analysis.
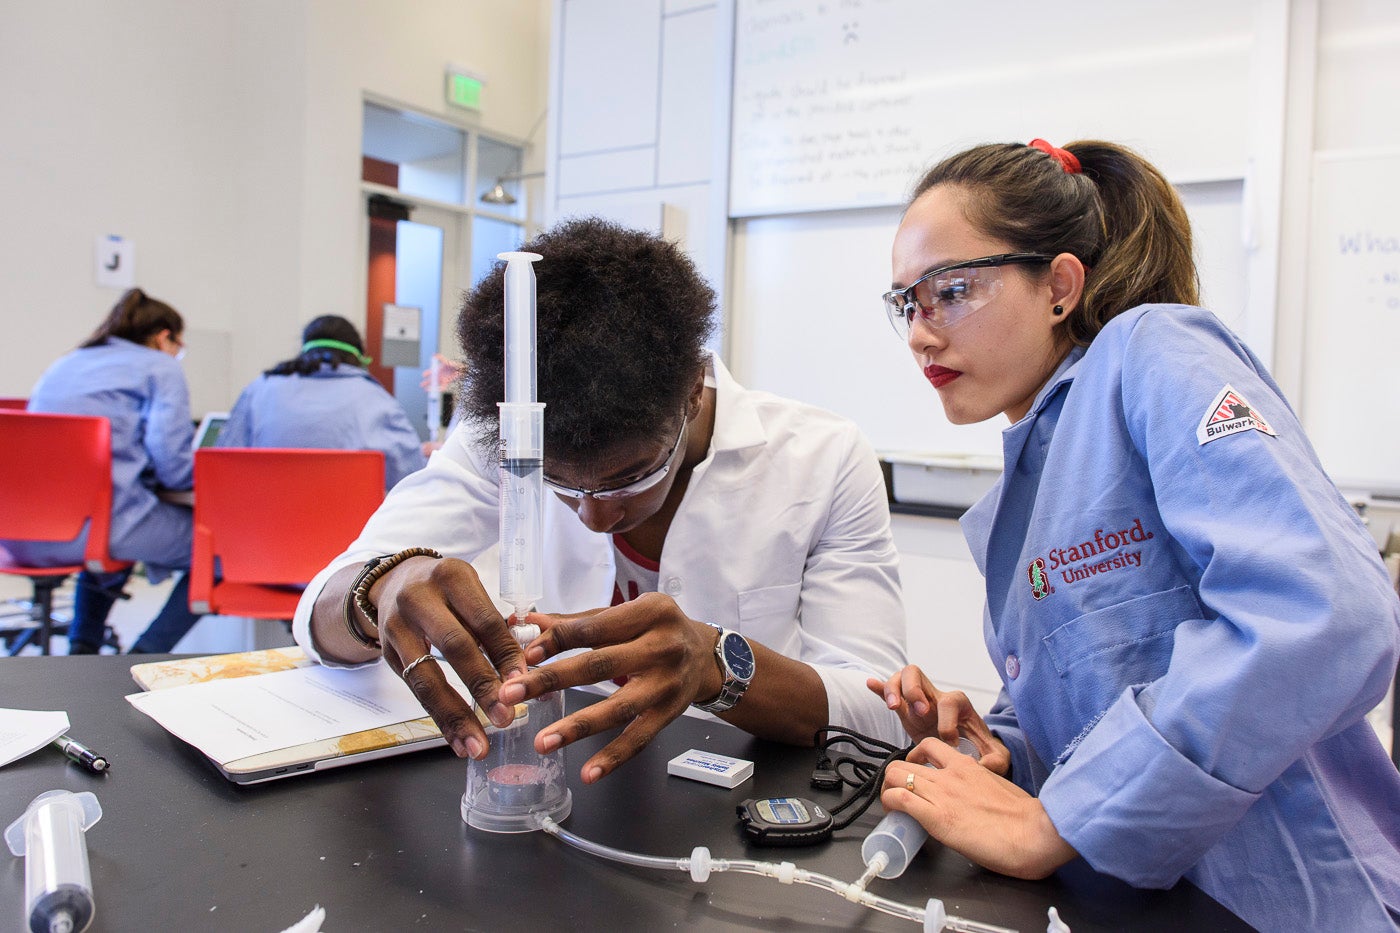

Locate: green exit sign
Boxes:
[446,68,483,111]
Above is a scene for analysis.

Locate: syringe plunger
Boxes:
[500,251,543,405]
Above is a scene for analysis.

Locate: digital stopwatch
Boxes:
[736,796,835,846]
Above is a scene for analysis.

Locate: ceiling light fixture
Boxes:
[480,171,546,206]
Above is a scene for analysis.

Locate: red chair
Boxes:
[0,398,27,410]
[189,448,385,619]
[0,412,133,655]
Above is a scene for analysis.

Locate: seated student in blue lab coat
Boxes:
[217,315,426,489]
[2,288,204,654]
[294,217,907,785]
[867,139,1400,931]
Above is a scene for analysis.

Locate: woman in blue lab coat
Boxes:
[8,288,203,653]
[218,316,425,489]
[868,140,1400,930]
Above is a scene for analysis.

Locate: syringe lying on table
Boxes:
[6,789,103,933]
[861,739,981,881]
[497,250,546,624]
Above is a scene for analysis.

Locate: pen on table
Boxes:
[53,734,110,774]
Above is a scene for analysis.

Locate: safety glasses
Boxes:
[882,253,1054,338]
[543,415,688,500]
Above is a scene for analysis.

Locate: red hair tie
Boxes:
[1028,138,1081,175]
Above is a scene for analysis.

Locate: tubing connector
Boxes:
[924,898,946,933]
[856,851,889,891]
[689,846,711,883]
[509,622,541,646]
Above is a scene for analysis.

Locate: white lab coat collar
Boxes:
[707,355,767,454]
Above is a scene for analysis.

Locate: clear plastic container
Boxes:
[461,681,572,833]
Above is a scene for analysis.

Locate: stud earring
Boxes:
[1052,305,1065,316]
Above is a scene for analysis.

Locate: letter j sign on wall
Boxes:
[95,234,135,289]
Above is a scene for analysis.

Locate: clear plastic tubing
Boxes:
[862,737,982,880]
[497,250,545,622]
[535,815,1017,933]
[5,789,104,933]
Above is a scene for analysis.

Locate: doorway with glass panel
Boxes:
[360,99,532,441]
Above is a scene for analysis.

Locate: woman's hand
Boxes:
[420,353,464,391]
[496,592,723,784]
[884,739,1078,880]
[371,556,527,760]
[867,665,1011,776]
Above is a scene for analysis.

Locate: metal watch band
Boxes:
[695,678,748,715]
[694,626,753,714]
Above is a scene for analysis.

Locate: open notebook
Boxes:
[128,647,454,785]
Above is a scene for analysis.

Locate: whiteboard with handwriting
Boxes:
[1301,150,1400,491]
[728,0,1256,216]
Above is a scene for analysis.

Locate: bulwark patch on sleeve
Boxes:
[1197,384,1278,445]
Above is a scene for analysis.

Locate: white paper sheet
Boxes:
[125,662,441,765]
[0,709,71,768]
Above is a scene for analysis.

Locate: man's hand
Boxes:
[373,556,526,760]
[497,592,722,784]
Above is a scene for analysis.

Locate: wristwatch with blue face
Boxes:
[694,627,755,714]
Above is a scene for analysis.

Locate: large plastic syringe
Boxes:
[6,789,103,933]
[497,251,546,623]
[861,738,982,880]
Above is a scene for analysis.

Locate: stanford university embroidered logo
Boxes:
[1027,557,1052,600]
[1196,384,1278,446]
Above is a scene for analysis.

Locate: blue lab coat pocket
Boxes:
[1040,584,1202,725]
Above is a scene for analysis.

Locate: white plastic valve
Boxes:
[924,897,947,933]
[689,846,712,882]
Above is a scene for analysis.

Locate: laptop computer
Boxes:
[128,647,518,785]
[192,411,230,449]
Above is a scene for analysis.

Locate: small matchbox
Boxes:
[667,749,754,789]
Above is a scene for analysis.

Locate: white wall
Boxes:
[0,0,550,414]
[1,2,251,412]
[298,0,551,380]
[547,0,732,304]
[1278,0,1400,491]
[547,0,1400,704]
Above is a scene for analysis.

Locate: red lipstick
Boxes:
[923,364,961,389]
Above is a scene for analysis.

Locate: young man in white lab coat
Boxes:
[294,217,906,783]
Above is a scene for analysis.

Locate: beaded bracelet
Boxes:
[341,547,443,649]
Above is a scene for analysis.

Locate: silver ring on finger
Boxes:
[402,653,438,680]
